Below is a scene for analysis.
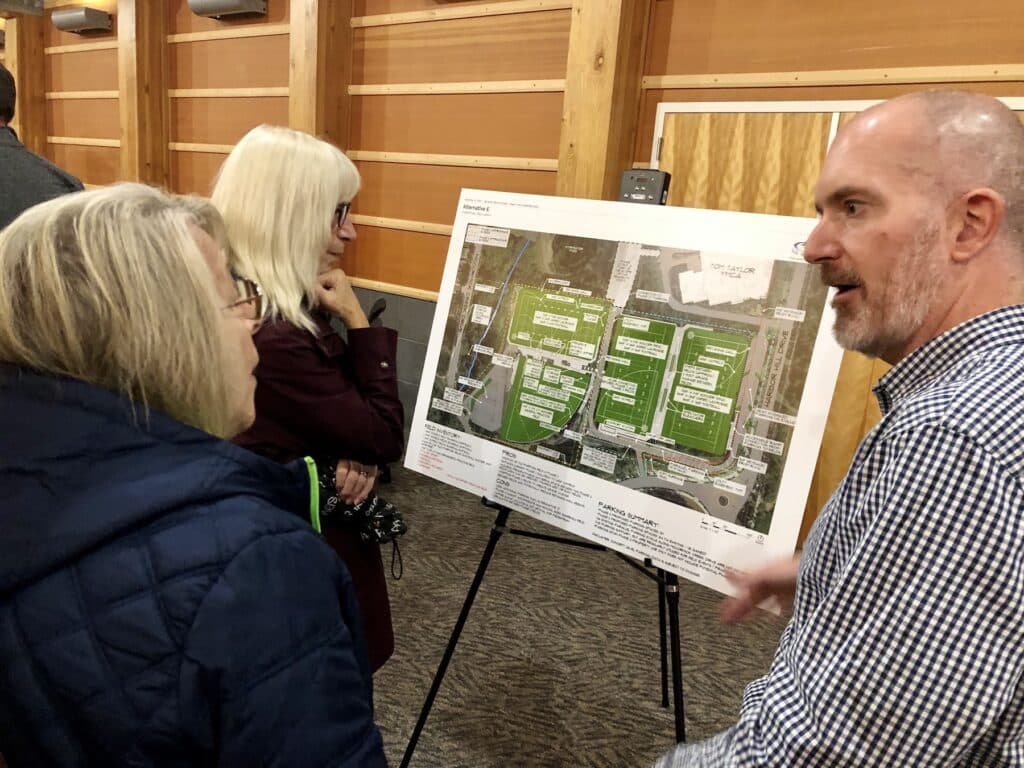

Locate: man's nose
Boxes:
[802,216,838,265]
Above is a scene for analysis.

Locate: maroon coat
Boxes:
[235,313,405,672]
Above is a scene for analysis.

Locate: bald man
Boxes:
[656,90,1024,766]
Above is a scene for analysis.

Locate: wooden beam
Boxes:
[118,0,168,185]
[643,64,1024,90]
[167,23,289,44]
[349,79,565,96]
[169,142,234,154]
[289,0,352,145]
[349,214,453,236]
[169,87,289,98]
[4,13,46,156]
[556,0,651,200]
[48,136,122,148]
[45,0,116,7]
[349,277,439,302]
[45,91,119,100]
[45,40,119,54]
[351,0,572,29]
[348,149,558,171]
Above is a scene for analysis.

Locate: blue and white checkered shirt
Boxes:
[656,305,1024,767]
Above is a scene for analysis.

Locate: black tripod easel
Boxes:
[399,498,686,768]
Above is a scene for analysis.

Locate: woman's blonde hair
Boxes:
[210,124,361,332]
[174,194,236,261]
[0,183,239,437]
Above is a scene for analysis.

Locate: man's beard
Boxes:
[822,224,943,360]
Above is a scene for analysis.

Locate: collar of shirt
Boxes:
[872,304,1024,414]
[0,126,22,147]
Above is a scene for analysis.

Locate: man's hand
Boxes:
[334,459,377,505]
[720,555,800,624]
[316,268,369,329]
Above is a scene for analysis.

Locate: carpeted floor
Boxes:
[373,466,788,767]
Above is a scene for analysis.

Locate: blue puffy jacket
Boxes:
[0,365,387,767]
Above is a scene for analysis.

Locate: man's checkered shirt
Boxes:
[656,305,1024,767]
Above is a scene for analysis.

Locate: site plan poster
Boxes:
[405,190,844,595]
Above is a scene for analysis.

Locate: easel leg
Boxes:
[400,506,510,768]
[664,572,686,743]
[657,567,669,708]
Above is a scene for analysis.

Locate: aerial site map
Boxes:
[406,191,842,592]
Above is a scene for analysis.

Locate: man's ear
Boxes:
[951,188,1004,263]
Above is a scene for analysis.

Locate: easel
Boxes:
[399,498,686,768]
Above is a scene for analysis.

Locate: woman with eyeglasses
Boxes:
[0,185,386,766]
[212,125,404,673]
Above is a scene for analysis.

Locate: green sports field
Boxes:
[499,356,591,443]
[506,286,609,363]
[594,315,675,436]
[660,326,750,456]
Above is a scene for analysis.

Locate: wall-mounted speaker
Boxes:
[187,0,267,18]
[51,7,112,33]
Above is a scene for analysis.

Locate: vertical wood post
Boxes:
[289,0,352,146]
[556,0,651,200]
[118,0,168,185]
[4,12,46,156]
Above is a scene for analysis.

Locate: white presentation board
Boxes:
[405,190,843,594]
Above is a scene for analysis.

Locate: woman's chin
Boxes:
[320,257,341,274]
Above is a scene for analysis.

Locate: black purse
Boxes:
[315,459,408,576]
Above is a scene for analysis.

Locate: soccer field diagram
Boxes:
[661,326,751,455]
[594,316,675,436]
[499,357,592,444]
[506,286,609,363]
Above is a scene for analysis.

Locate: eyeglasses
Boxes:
[333,201,352,230]
[226,271,264,331]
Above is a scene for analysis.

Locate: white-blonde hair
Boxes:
[211,125,361,332]
[174,194,236,261]
[0,183,239,437]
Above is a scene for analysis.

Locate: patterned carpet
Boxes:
[373,466,788,767]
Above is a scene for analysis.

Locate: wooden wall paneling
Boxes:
[350,91,563,156]
[633,82,1024,164]
[352,10,571,84]
[354,162,556,223]
[344,226,448,291]
[48,144,120,185]
[171,96,288,144]
[659,111,831,218]
[169,150,227,195]
[556,0,651,199]
[5,15,47,156]
[646,0,1024,77]
[170,36,289,89]
[168,0,289,35]
[289,0,351,142]
[119,0,169,184]
[46,98,121,138]
[45,49,119,91]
